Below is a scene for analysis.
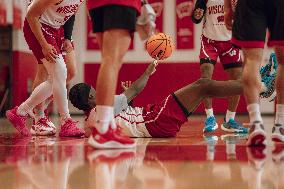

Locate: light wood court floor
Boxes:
[0,115,283,189]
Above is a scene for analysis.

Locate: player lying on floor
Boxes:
[69,61,276,138]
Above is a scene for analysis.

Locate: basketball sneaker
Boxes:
[59,118,85,137]
[30,117,56,136]
[260,72,276,98]
[88,148,135,163]
[246,121,267,146]
[44,109,56,130]
[260,60,272,78]
[6,106,31,136]
[203,116,218,133]
[221,118,248,133]
[246,146,267,170]
[88,127,136,149]
[271,124,284,142]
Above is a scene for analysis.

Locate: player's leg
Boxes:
[199,36,218,133]
[31,64,56,136]
[268,0,284,142]
[65,50,77,82]
[173,78,244,114]
[272,46,284,142]
[220,44,247,133]
[87,5,137,148]
[231,0,268,146]
[40,57,84,137]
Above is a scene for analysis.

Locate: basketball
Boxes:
[145,33,174,60]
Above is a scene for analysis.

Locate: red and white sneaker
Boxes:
[59,118,85,137]
[30,117,56,136]
[6,106,31,136]
[88,149,135,163]
[246,121,267,146]
[88,127,136,149]
[271,124,284,142]
[44,109,56,130]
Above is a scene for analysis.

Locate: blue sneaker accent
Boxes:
[260,72,276,98]
[203,116,218,133]
[221,118,248,133]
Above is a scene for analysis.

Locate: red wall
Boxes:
[12,51,37,106]
[84,63,247,114]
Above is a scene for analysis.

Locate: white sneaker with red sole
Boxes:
[88,127,136,149]
[30,117,56,136]
[246,121,267,147]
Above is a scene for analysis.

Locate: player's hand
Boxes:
[121,81,132,91]
[194,8,204,20]
[63,39,73,53]
[224,8,233,30]
[145,60,158,75]
[42,43,58,63]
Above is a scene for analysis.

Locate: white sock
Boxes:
[205,108,214,118]
[275,104,284,125]
[17,103,32,117]
[226,110,236,122]
[247,103,262,124]
[226,142,236,155]
[34,107,45,123]
[94,105,113,134]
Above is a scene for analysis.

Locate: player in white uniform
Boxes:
[6,0,85,137]
[192,0,246,134]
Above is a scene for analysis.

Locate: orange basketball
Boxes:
[145,33,174,60]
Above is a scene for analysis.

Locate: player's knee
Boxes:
[53,55,67,80]
[242,73,261,89]
[195,78,212,92]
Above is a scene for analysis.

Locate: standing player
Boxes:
[31,15,77,136]
[192,0,247,133]
[6,0,85,137]
[224,0,284,145]
[86,0,143,148]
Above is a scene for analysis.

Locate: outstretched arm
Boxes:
[123,60,157,103]
[191,0,207,24]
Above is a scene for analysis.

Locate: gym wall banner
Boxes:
[148,0,164,33]
[13,0,22,29]
[0,0,7,26]
[176,0,194,49]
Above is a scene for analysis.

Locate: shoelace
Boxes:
[229,119,243,129]
[63,119,80,131]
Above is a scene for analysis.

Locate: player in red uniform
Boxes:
[6,0,85,137]
[192,0,248,134]
[69,61,275,138]
[225,0,284,145]
[31,15,77,136]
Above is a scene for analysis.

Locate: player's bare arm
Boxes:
[224,0,233,30]
[123,60,157,102]
[191,0,206,24]
[26,0,60,63]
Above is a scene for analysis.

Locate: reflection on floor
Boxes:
[0,115,283,189]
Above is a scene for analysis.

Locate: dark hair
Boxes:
[69,83,92,112]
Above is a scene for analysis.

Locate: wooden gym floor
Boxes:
[0,115,283,189]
